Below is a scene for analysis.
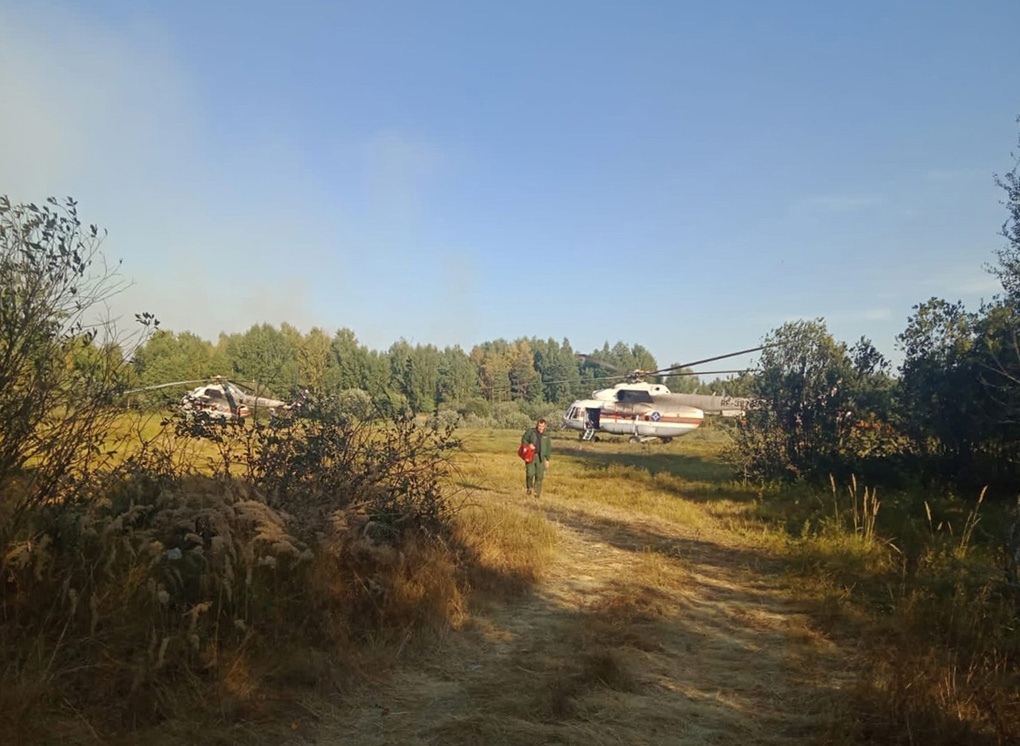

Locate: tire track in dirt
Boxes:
[312,492,853,745]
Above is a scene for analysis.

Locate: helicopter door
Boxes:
[584,408,600,429]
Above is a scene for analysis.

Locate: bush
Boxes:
[1,404,465,739]
[523,401,567,428]
[0,196,139,547]
[457,397,491,419]
[335,388,374,420]
[0,198,467,740]
[491,402,533,430]
[430,408,463,430]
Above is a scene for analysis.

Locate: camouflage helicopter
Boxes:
[562,347,761,442]
[124,376,298,422]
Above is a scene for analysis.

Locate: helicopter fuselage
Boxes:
[180,381,288,422]
[181,384,250,421]
[562,382,704,442]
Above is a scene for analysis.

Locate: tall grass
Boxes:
[0,409,552,744]
[531,429,1020,743]
[5,412,1017,743]
[763,477,1019,744]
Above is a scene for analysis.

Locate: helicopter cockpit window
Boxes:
[204,388,226,400]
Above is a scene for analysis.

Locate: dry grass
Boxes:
[306,427,849,745]
[442,427,1020,745]
[0,411,480,745]
[6,416,1017,744]
[754,479,1020,744]
[452,500,559,597]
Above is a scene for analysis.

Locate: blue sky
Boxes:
[2,0,1017,372]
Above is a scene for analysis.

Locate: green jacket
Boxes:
[521,427,551,463]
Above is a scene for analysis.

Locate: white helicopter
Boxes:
[562,348,761,443]
[125,376,295,422]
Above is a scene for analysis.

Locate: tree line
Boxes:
[126,326,733,415]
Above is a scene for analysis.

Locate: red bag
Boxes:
[517,442,536,463]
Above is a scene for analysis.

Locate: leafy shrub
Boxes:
[458,397,491,419]
[244,396,460,540]
[335,387,375,420]
[0,196,141,547]
[491,402,533,430]
[430,408,463,430]
[524,402,567,428]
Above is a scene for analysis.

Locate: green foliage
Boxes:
[242,395,460,540]
[226,323,300,391]
[532,337,582,403]
[457,397,491,419]
[406,343,441,411]
[993,118,1020,304]
[507,339,540,402]
[898,300,982,456]
[0,196,141,546]
[523,400,568,427]
[663,366,700,393]
[730,320,893,482]
[470,339,512,402]
[583,341,658,377]
[894,294,1020,489]
[335,387,374,420]
[461,400,534,430]
[295,325,331,390]
[974,301,1020,434]
[698,371,755,397]
[490,402,534,430]
[325,327,388,396]
[437,345,478,403]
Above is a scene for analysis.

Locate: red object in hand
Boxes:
[518,442,536,463]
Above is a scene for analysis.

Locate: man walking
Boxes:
[521,418,552,497]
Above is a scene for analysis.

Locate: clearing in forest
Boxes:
[310,431,854,745]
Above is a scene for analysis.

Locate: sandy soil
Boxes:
[308,492,854,745]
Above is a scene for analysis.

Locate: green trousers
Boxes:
[526,460,546,495]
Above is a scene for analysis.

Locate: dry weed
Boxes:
[0,409,469,744]
[452,500,559,597]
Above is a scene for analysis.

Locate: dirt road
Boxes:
[311,490,853,745]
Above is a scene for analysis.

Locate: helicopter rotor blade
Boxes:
[664,368,751,377]
[123,379,208,395]
[652,346,768,377]
[575,353,630,375]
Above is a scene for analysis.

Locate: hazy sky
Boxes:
[2,0,1016,371]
